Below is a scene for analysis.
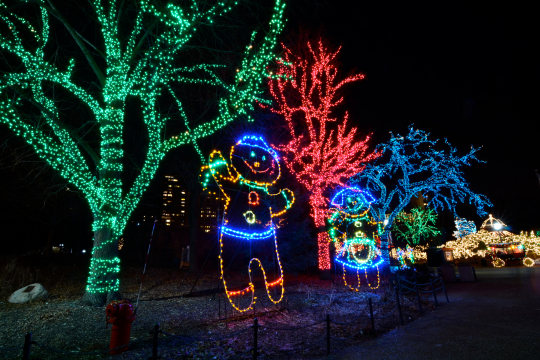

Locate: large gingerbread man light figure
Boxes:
[201,135,294,312]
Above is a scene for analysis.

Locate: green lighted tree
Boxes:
[0,0,285,305]
[391,207,440,246]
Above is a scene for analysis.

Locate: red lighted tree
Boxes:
[265,40,380,271]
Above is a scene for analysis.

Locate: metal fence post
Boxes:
[22,332,32,360]
[395,286,404,325]
[414,273,423,314]
[152,323,160,360]
[326,314,330,355]
[441,277,449,303]
[430,278,439,308]
[252,318,259,360]
[368,298,376,335]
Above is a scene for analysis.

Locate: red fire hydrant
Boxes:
[106,300,136,354]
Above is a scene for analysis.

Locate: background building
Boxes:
[161,175,189,227]
[199,188,226,234]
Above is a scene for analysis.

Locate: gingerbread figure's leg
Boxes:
[262,229,284,304]
[241,227,284,306]
[219,232,255,312]
[343,267,362,291]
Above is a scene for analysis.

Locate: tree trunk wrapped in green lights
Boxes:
[0,0,285,305]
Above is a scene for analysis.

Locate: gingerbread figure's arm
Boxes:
[199,151,237,200]
[268,188,295,218]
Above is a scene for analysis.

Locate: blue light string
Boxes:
[335,258,384,271]
[236,135,279,161]
[330,187,375,208]
[221,225,275,240]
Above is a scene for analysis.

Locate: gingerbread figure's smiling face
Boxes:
[345,194,366,213]
[230,136,280,184]
[331,187,376,214]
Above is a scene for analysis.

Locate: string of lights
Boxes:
[391,208,440,246]
[263,39,379,270]
[443,229,540,262]
[390,245,428,262]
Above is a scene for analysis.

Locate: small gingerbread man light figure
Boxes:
[328,187,382,290]
[200,135,294,312]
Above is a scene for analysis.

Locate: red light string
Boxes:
[262,39,380,269]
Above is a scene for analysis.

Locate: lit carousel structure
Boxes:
[443,214,536,268]
[480,215,526,267]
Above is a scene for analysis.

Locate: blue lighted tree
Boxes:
[453,217,477,239]
[352,127,492,266]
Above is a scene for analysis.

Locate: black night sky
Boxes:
[1,0,538,254]
[295,0,539,231]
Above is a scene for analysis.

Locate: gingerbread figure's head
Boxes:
[331,187,375,214]
[230,135,280,185]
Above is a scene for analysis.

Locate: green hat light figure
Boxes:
[328,187,383,290]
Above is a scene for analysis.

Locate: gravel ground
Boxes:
[0,262,441,359]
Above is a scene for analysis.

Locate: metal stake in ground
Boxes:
[414,272,423,314]
[430,278,439,308]
[441,277,450,303]
[135,218,158,314]
[326,314,331,355]
[252,318,259,360]
[152,323,160,360]
[395,286,404,325]
[369,298,376,336]
[22,332,32,360]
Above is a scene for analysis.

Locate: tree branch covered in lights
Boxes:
[263,39,380,271]
[352,127,492,267]
[453,217,477,239]
[391,207,440,246]
[0,0,285,305]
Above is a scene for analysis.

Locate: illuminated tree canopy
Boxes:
[264,39,379,271]
[391,207,440,246]
[352,127,492,267]
[0,0,285,305]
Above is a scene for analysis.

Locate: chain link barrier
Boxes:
[373,303,399,319]
[161,326,250,342]
[261,319,325,331]
[330,318,371,341]
[31,337,145,356]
